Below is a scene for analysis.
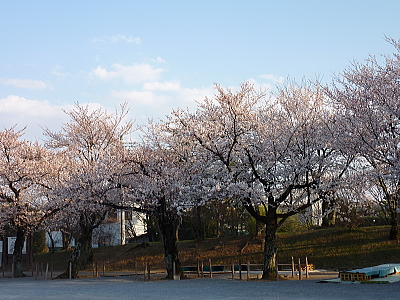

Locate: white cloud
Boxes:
[111,90,165,106]
[0,95,72,141]
[0,96,137,141]
[111,83,214,114]
[177,86,214,108]
[260,73,285,84]
[52,71,71,78]
[92,63,165,84]
[92,66,118,80]
[93,34,141,44]
[143,81,180,91]
[246,78,273,92]
[151,57,165,63]
[1,78,49,90]
[0,95,65,117]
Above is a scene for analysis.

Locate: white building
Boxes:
[46,210,146,249]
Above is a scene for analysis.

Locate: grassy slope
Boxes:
[34,225,399,272]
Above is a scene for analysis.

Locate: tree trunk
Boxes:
[321,198,336,227]
[389,208,398,240]
[57,226,93,279]
[195,205,205,242]
[158,214,182,279]
[262,226,277,280]
[62,230,72,250]
[156,196,183,279]
[262,206,278,280]
[12,228,26,278]
[389,196,398,240]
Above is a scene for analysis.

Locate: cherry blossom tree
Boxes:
[44,103,132,278]
[0,127,57,277]
[327,37,400,239]
[168,81,346,279]
[121,121,215,279]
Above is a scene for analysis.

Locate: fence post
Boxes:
[247,261,250,281]
[69,262,72,279]
[144,262,147,281]
[239,256,242,280]
[298,258,302,280]
[305,257,309,279]
[197,259,200,277]
[135,260,138,280]
[200,260,204,278]
[209,258,212,278]
[103,261,106,277]
[276,259,279,281]
[147,262,151,281]
[231,260,235,280]
[291,256,295,278]
[51,262,53,279]
[45,263,48,280]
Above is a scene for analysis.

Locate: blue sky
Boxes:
[1,1,400,141]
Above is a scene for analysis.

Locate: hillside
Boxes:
[34,226,399,272]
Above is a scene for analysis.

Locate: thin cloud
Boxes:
[1,78,49,90]
[93,34,141,44]
[52,71,71,78]
[111,90,160,106]
[92,63,165,84]
[260,74,285,84]
[151,57,165,63]
[143,81,180,91]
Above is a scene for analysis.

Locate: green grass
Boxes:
[33,225,399,272]
[277,226,400,270]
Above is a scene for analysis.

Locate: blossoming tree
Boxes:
[44,103,132,278]
[121,120,215,279]
[327,38,400,239]
[168,81,346,279]
[0,127,57,277]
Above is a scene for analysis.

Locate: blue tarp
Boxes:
[347,263,400,278]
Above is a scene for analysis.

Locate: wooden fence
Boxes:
[182,256,313,281]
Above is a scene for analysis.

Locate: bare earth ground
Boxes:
[0,271,399,300]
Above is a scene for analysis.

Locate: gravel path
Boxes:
[0,276,399,300]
